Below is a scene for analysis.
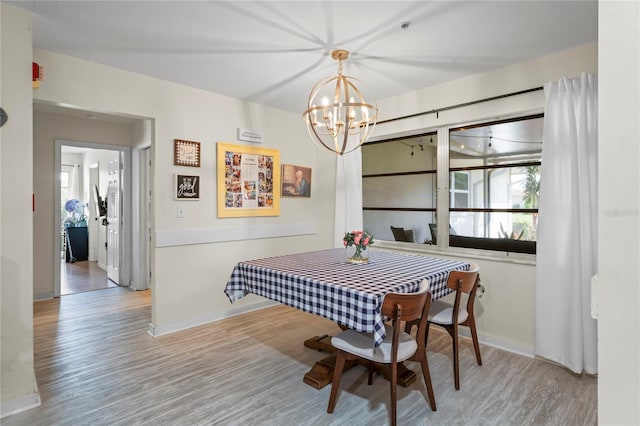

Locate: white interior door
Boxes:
[88,164,99,261]
[107,158,120,284]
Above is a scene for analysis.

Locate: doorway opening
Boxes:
[54,138,150,297]
[59,145,121,295]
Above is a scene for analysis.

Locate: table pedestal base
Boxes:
[302,335,417,389]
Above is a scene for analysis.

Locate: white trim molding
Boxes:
[0,390,41,419]
[147,299,276,337]
[155,222,316,247]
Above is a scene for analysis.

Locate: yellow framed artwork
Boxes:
[217,142,280,218]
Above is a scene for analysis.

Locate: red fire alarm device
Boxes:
[32,62,43,89]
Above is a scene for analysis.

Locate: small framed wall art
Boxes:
[174,139,201,167]
[281,164,311,197]
[175,174,200,200]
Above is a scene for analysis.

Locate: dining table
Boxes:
[224,247,470,389]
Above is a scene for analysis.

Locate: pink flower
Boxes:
[342,230,374,249]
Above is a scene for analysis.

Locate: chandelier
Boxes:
[303,49,378,155]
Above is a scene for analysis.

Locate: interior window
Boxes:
[362,115,541,254]
[448,115,542,253]
[362,133,437,244]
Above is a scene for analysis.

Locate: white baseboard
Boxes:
[142,292,534,365]
[147,299,277,337]
[146,300,534,358]
[33,292,54,301]
[129,280,146,291]
[454,328,534,358]
[0,390,41,419]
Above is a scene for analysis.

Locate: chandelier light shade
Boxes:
[303,49,378,155]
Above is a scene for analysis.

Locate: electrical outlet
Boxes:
[177,206,184,218]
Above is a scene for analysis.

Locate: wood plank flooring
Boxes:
[4,288,596,425]
[61,260,117,295]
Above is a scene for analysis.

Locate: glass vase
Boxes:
[347,245,369,264]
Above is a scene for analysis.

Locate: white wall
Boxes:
[376,42,597,137]
[33,111,135,299]
[378,244,536,355]
[598,1,640,424]
[372,43,597,356]
[0,3,40,417]
[130,119,152,290]
[31,48,337,335]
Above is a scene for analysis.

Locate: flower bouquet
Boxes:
[343,230,374,264]
[63,199,87,227]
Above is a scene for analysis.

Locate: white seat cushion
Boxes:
[331,324,417,363]
[428,299,468,325]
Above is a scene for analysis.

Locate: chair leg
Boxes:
[416,345,437,411]
[390,361,397,426]
[404,319,416,334]
[452,324,460,390]
[467,318,483,366]
[327,351,346,413]
[367,360,375,385]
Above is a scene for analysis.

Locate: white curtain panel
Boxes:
[334,149,363,247]
[62,164,81,201]
[535,73,598,374]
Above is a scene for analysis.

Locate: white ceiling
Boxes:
[15,1,597,116]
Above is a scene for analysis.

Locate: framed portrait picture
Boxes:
[175,174,200,200]
[281,164,312,197]
[174,139,201,167]
[217,142,280,218]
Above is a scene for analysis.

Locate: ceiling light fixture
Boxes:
[302,49,378,155]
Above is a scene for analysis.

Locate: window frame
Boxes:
[361,131,438,243]
[362,113,541,256]
[447,114,541,254]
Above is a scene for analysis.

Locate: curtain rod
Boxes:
[376,86,543,125]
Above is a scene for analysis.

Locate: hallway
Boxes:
[61,260,117,295]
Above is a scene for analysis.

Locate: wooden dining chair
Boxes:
[327,279,436,426]
[427,262,482,390]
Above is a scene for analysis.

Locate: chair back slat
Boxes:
[446,270,479,294]
[381,291,427,322]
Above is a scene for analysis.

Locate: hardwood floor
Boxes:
[61,260,117,295]
[4,288,597,425]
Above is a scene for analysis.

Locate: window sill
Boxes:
[373,240,536,266]
[449,235,536,255]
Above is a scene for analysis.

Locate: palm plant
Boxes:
[522,165,540,208]
[522,165,540,237]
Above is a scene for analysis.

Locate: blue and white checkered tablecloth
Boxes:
[224,248,469,348]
